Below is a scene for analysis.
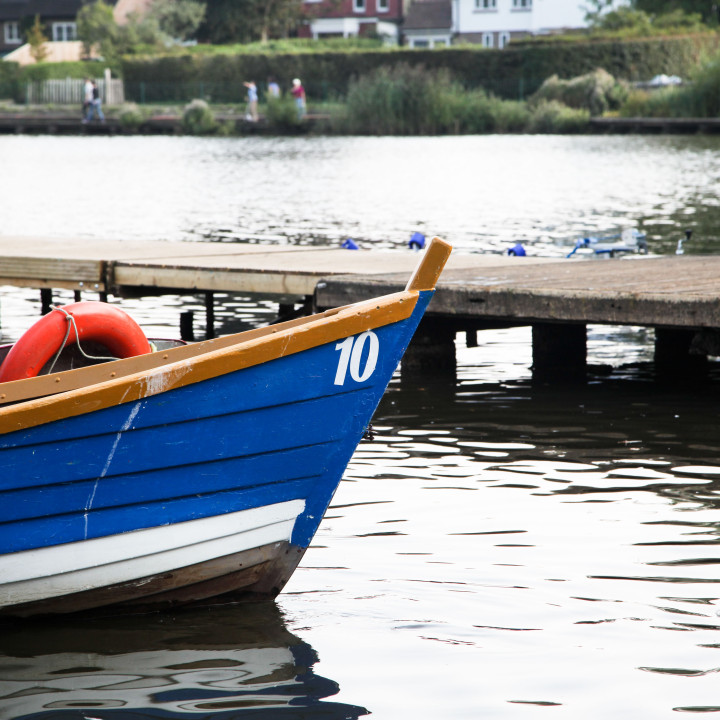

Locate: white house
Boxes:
[455,0,589,47]
[404,0,595,48]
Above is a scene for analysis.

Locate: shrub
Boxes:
[341,64,456,134]
[685,50,720,116]
[530,68,628,116]
[528,100,589,133]
[265,95,301,130]
[617,48,720,118]
[117,102,144,130]
[181,98,217,134]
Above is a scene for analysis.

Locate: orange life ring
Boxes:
[0,301,151,383]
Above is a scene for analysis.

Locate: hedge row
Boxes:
[0,60,116,101]
[121,34,717,103]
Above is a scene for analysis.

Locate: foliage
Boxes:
[117,102,145,129]
[618,47,720,117]
[634,0,719,26]
[530,68,628,116]
[19,61,110,81]
[149,0,206,42]
[77,0,118,59]
[336,64,531,135]
[77,0,164,61]
[527,100,590,133]
[593,7,653,33]
[181,97,218,133]
[26,15,49,63]
[199,0,302,44]
[583,0,618,27]
[0,62,19,100]
[587,6,708,36]
[264,95,301,129]
[684,48,720,113]
[186,37,385,54]
[340,64,455,134]
[122,34,717,105]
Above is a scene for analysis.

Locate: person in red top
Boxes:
[291,78,306,121]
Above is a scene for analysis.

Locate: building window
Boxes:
[482,32,493,47]
[411,39,429,47]
[52,22,77,41]
[474,0,496,8]
[499,31,510,48]
[4,21,21,44]
[353,0,366,13]
[377,0,389,12]
[512,0,532,8]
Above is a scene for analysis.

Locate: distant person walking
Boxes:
[291,78,306,121]
[244,81,258,122]
[85,80,104,123]
[267,77,280,99]
[82,78,93,122]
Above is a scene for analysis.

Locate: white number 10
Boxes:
[334,331,380,385]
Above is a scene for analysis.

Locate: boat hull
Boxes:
[0,289,434,616]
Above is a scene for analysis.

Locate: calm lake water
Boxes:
[2,134,720,719]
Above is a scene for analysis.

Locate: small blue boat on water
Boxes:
[0,238,451,617]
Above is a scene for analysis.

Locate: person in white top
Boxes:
[82,78,93,122]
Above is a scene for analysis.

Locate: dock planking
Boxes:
[3,236,720,379]
[316,254,720,329]
[0,236,486,298]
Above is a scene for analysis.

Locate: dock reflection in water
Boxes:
[0,603,367,719]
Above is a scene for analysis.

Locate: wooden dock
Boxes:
[317,254,720,379]
[0,112,329,135]
[2,236,719,380]
[590,117,720,134]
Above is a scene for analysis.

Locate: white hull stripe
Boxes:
[0,501,304,607]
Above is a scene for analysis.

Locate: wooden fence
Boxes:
[25,78,125,106]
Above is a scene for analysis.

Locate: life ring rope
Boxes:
[45,305,119,375]
[0,301,151,384]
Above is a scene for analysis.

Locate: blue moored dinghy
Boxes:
[0,238,451,617]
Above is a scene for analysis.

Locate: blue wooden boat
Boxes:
[0,238,451,617]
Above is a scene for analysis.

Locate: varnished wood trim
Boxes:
[0,290,418,434]
[405,237,453,293]
[0,302,350,406]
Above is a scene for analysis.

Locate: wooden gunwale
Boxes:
[0,290,419,435]
[0,302,351,407]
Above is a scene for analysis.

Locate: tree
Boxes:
[583,0,618,26]
[77,0,118,58]
[77,0,163,60]
[200,0,302,43]
[150,0,206,42]
[632,0,718,25]
[200,0,256,43]
[26,15,49,63]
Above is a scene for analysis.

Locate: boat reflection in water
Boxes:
[0,603,368,719]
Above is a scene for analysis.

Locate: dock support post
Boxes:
[180,311,195,342]
[532,322,586,382]
[401,318,456,381]
[40,288,53,315]
[655,328,707,379]
[205,292,215,339]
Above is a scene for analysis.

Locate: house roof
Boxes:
[403,0,451,31]
[0,0,117,21]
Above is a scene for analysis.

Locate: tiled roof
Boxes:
[403,0,451,30]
